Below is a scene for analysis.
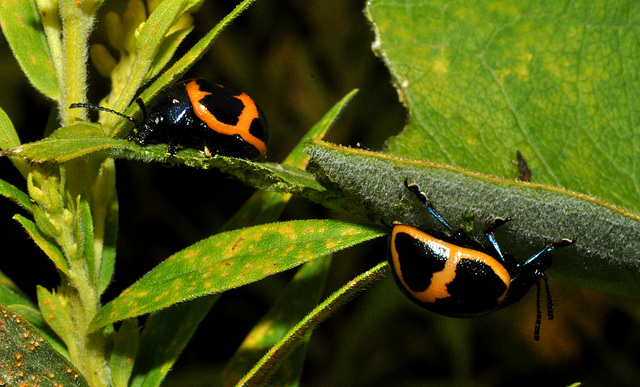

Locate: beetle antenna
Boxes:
[534,280,542,341]
[533,274,554,341]
[69,103,135,123]
[403,179,457,235]
[543,273,554,320]
[135,98,148,120]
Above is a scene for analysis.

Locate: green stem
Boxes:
[54,2,108,383]
[62,282,105,386]
[62,160,109,387]
[59,0,97,126]
[29,162,109,386]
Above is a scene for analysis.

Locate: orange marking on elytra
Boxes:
[186,81,266,156]
[391,226,511,304]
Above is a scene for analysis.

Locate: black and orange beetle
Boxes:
[70,79,268,159]
[388,179,574,340]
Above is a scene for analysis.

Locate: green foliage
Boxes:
[0,0,59,100]
[92,220,383,328]
[366,0,640,213]
[234,261,388,386]
[110,319,140,387]
[218,256,333,386]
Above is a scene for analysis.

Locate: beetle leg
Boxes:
[484,218,511,260]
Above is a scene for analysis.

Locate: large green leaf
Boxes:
[366,0,640,213]
[92,220,384,328]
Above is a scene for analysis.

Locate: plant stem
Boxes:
[55,2,109,385]
[59,0,97,126]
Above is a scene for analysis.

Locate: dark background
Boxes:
[1,0,639,385]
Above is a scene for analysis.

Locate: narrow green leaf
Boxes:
[146,25,194,83]
[130,296,219,387]
[288,89,359,169]
[0,107,31,177]
[306,140,640,297]
[0,305,87,386]
[0,0,59,100]
[37,286,75,351]
[135,0,193,78]
[96,160,119,295]
[266,265,329,386]
[110,319,140,387]
[0,269,33,308]
[0,105,21,150]
[142,0,258,94]
[1,123,132,163]
[0,126,319,199]
[104,0,196,130]
[219,257,332,386]
[365,0,640,214]
[218,90,361,385]
[0,178,32,214]
[237,261,388,386]
[11,139,332,206]
[77,197,96,285]
[93,220,384,328]
[13,214,69,276]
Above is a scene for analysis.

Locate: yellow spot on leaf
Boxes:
[341,228,359,236]
[432,55,449,74]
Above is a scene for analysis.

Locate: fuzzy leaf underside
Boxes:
[307,140,640,298]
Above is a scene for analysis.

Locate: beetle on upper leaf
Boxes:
[71,78,268,159]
